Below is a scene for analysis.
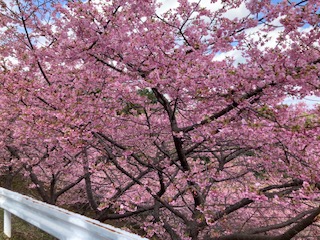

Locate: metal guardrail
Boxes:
[0,187,148,240]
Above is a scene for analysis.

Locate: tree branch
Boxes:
[181,83,276,133]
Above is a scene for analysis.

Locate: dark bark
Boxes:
[212,198,254,222]
[181,83,276,133]
[152,88,190,171]
[209,206,320,240]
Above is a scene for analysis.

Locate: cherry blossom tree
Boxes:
[0,0,320,239]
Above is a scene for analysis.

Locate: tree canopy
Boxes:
[0,0,320,239]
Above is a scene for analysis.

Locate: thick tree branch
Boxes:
[181,83,276,133]
[212,198,254,222]
[210,206,320,240]
[90,54,123,73]
[212,179,304,222]
[99,206,155,220]
[18,4,51,85]
[54,174,87,202]
[246,208,316,234]
[152,88,190,171]
[260,179,303,193]
[280,205,320,239]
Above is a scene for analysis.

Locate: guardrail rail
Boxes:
[0,187,148,240]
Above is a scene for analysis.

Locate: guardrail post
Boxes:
[4,209,11,238]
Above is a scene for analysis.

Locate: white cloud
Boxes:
[222,2,250,19]
[213,49,246,65]
[156,0,179,15]
[283,95,320,108]
[213,16,285,65]
[157,0,250,19]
